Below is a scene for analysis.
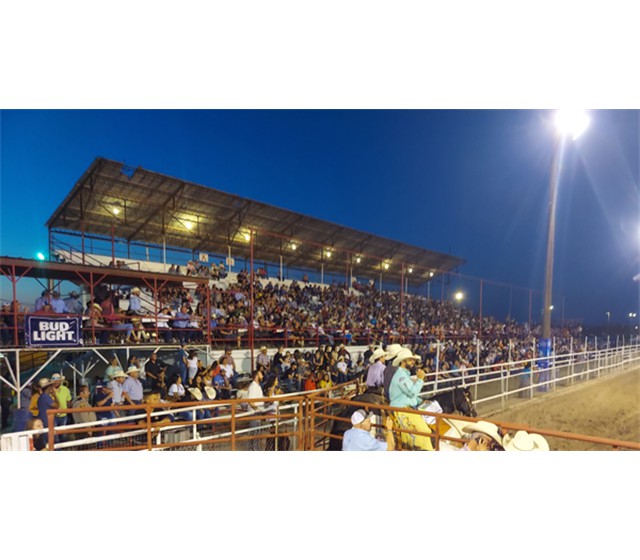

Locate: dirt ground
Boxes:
[484,368,640,450]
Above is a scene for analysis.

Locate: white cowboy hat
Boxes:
[38,378,52,388]
[369,347,388,363]
[503,431,549,451]
[131,287,141,294]
[125,366,139,375]
[260,346,268,352]
[51,373,65,382]
[110,369,128,379]
[385,344,403,360]
[392,348,421,367]
[462,420,503,446]
[187,387,203,401]
[203,386,217,400]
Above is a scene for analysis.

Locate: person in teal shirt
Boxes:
[388,348,426,408]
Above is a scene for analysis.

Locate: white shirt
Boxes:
[221,363,235,379]
[247,380,264,410]
[168,383,185,398]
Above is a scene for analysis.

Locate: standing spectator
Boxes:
[247,369,265,451]
[51,373,72,431]
[108,370,128,408]
[50,291,69,314]
[175,343,189,384]
[34,289,51,312]
[145,352,168,399]
[71,385,97,426]
[122,366,144,415]
[336,355,349,384]
[103,355,123,382]
[12,383,32,432]
[93,379,115,425]
[156,306,173,343]
[64,291,84,315]
[187,349,200,383]
[382,344,403,401]
[37,378,59,429]
[342,409,395,451]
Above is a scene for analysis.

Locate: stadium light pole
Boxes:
[540,110,590,368]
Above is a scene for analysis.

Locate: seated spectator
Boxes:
[303,372,317,392]
[167,375,186,402]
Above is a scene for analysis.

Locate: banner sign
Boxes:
[25,316,82,347]
[198,252,209,263]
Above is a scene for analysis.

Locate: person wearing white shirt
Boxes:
[247,369,264,450]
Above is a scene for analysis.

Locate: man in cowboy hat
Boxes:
[128,287,144,315]
[50,291,69,314]
[256,346,271,370]
[342,409,395,451]
[382,343,404,400]
[122,365,144,415]
[63,291,83,315]
[36,378,59,429]
[108,369,129,408]
[502,430,549,451]
[365,347,388,388]
[461,420,505,451]
[51,373,72,431]
[388,348,425,409]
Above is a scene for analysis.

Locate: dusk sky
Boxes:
[1,109,638,325]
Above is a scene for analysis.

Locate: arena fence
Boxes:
[3,343,640,451]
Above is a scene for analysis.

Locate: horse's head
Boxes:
[455,387,477,417]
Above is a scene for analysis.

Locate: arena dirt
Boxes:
[483,368,640,450]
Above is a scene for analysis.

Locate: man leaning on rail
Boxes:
[342,409,395,451]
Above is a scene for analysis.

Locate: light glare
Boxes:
[554,109,590,140]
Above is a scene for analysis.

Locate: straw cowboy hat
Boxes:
[385,344,403,360]
[369,347,388,364]
[92,303,102,311]
[187,387,203,401]
[260,346,268,352]
[503,431,549,451]
[51,373,65,382]
[110,369,128,379]
[131,287,141,294]
[38,378,53,388]
[392,348,421,368]
[203,386,217,400]
[125,366,140,375]
[462,420,503,446]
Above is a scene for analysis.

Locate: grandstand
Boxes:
[2,157,640,451]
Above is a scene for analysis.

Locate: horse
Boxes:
[393,386,477,451]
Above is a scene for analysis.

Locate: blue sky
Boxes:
[1,109,638,325]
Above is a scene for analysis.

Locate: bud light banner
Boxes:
[25,316,82,347]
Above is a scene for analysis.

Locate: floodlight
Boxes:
[554,109,590,140]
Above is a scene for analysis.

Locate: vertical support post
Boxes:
[595,335,600,378]
[528,289,532,327]
[434,339,440,392]
[249,230,255,373]
[400,263,405,344]
[206,283,212,347]
[280,254,283,281]
[570,337,574,386]
[479,279,483,339]
[162,235,167,273]
[153,278,159,342]
[111,223,115,264]
[474,338,479,403]
[530,337,535,400]
[81,229,86,265]
[321,263,324,285]
[12,265,19,347]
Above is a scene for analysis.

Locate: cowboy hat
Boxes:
[203,386,217,400]
[350,409,374,426]
[260,346,268,352]
[38,378,52,388]
[187,387,203,401]
[51,373,65,382]
[92,303,102,311]
[369,347,388,364]
[125,366,139,375]
[385,344,403,360]
[503,431,549,451]
[110,369,128,379]
[131,287,141,294]
[392,348,421,368]
[462,420,503,446]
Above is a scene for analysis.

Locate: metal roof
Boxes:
[46,157,464,283]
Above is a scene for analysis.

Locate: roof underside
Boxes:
[46,158,464,283]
